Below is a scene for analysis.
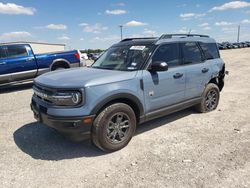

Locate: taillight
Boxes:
[74,52,81,61]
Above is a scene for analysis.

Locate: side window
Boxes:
[152,43,180,68]
[200,43,220,60]
[0,48,7,59]
[7,45,28,58]
[181,42,202,64]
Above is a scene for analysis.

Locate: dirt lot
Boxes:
[1,48,250,188]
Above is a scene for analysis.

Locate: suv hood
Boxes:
[35,67,138,88]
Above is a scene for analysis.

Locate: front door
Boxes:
[142,43,186,113]
[6,45,37,81]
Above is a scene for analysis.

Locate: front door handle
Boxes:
[202,68,209,73]
[0,62,6,65]
[173,73,184,79]
[26,58,34,62]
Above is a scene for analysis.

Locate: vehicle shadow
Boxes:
[13,108,194,161]
[0,82,33,94]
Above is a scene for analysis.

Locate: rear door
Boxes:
[181,42,211,99]
[6,45,37,81]
[142,43,186,113]
[0,46,12,84]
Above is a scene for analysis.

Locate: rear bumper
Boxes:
[30,101,95,141]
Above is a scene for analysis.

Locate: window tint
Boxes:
[152,43,180,67]
[200,43,220,60]
[0,48,6,59]
[7,45,28,58]
[181,42,202,64]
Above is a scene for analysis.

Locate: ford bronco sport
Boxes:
[31,34,226,152]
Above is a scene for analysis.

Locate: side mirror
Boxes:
[150,61,168,72]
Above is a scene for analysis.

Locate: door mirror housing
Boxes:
[150,61,168,72]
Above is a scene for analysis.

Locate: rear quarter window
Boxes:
[200,43,220,60]
[7,45,28,58]
[181,42,202,64]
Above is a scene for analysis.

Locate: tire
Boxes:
[91,103,137,152]
[195,83,220,113]
[53,67,65,71]
[55,67,65,71]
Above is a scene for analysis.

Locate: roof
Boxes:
[113,34,216,47]
[0,41,66,46]
[112,38,158,47]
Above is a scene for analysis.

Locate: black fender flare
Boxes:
[90,93,144,117]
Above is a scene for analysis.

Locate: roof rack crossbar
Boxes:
[159,34,209,40]
[120,37,157,42]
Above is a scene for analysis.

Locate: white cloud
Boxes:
[105,9,127,15]
[57,36,70,40]
[199,23,209,27]
[90,35,120,43]
[116,2,125,6]
[46,24,67,30]
[210,1,250,12]
[125,20,148,27]
[245,10,250,13]
[82,23,108,34]
[178,27,189,33]
[198,23,211,30]
[203,26,211,30]
[241,19,250,24]
[79,23,89,26]
[143,29,157,36]
[215,21,234,26]
[0,31,32,40]
[221,27,237,34]
[80,38,84,41]
[180,13,206,20]
[0,2,35,15]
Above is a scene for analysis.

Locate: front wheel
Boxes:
[195,83,220,113]
[91,103,136,152]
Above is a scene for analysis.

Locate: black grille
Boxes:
[33,84,55,104]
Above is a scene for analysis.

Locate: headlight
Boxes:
[34,87,84,106]
[50,91,82,106]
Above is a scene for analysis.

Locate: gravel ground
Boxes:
[1,48,250,188]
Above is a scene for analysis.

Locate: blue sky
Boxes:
[0,0,250,49]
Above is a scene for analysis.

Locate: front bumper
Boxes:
[31,100,95,141]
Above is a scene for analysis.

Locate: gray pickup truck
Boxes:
[31,34,225,152]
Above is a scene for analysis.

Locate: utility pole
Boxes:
[237,25,240,43]
[119,25,123,41]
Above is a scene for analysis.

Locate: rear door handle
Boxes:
[202,68,209,73]
[173,73,184,79]
[0,62,6,65]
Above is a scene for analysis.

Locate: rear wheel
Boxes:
[195,83,220,113]
[91,103,136,152]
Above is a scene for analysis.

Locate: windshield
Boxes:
[92,45,153,71]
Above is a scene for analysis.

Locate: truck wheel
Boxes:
[195,83,220,113]
[91,103,136,152]
[55,67,65,71]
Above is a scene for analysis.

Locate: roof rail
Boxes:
[120,37,157,42]
[159,34,209,40]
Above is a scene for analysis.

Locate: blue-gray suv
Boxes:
[31,34,226,152]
